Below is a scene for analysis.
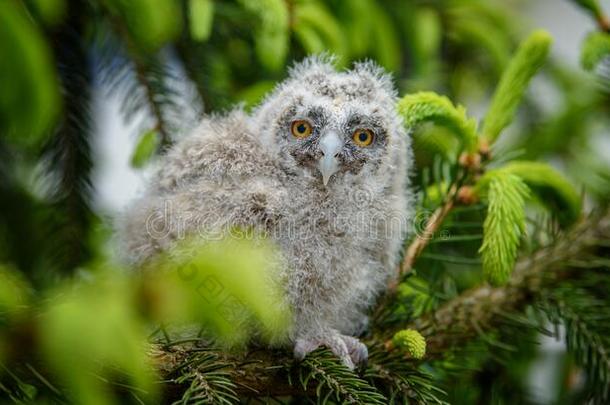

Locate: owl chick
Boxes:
[119,56,413,369]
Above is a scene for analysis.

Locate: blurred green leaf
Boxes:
[0,1,61,147]
[0,264,30,314]
[237,80,276,108]
[447,3,515,76]
[144,235,292,347]
[410,7,442,75]
[398,91,478,152]
[101,0,181,50]
[29,0,66,26]
[188,0,214,42]
[130,129,160,168]
[294,22,326,54]
[294,1,348,65]
[581,31,610,70]
[450,16,511,75]
[39,274,156,405]
[414,9,442,61]
[482,30,552,143]
[398,276,434,318]
[239,0,289,71]
[340,0,375,57]
[370,4,401,72]
[477,173,530,285]
[412,125,459,166]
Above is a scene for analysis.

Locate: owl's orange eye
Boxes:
[291,120,313,138]
[352,128,374,147]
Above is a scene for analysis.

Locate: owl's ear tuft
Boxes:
[288,54,337,83]
[351,60,397,97]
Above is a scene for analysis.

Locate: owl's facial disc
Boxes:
[318,131,343,186]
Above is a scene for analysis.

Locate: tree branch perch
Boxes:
[155,210,610,398]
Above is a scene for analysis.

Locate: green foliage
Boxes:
[398,92,478,152]
[365,346,449,404]
[28,0,66,26]
[411,8,442,73]
[0,1,61,147]
[188,0,214,42]
[340,0,375,58]
[0,236,290,403]
[293,1,348,66]
[166,346,239,404]
[499,161,582,226]
[543,285,610,402]
[412,126,460,164]
[1,0,609,403]
[39,274,156,405]
[237,80,276,108]
[148,236,292,347]
[477,173,530,285]
[238,0,289,71]
[368,3,401,72]
[101,0,181,50]
[482,30,552,143]
[397,276,435,318]
[0,265,30,315]
[299,348,388,404]
[448,3,516,73]
[130,129,160,168]
[581,31,610,70]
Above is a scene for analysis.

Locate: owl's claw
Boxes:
[294,333,368,370]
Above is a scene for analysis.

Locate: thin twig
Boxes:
[131,59,172,148]
[387,180,462,294]
[400,187,457,276]
[597,12,610,32]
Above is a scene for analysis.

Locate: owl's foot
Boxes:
[294,332,368,370]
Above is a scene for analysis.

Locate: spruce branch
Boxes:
[402,210,610,356]
[298,348,388,404]
[542,287,610,401]
[40,0,95,275]
[102,10,178,149]
[130,55,172,149]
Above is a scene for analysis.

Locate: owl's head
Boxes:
[253,56,408,188]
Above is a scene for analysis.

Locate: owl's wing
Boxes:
[117,109,284,265]
[152,109,277,195]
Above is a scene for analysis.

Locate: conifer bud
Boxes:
[391,329,426,359]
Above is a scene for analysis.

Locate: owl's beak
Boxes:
[318,131,343,186]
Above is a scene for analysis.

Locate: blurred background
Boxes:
[1,0,610,403]
[94,0,610,215]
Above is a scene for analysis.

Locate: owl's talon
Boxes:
[294,337,321,361]
[294,333,367,370]
[342,335,368,368]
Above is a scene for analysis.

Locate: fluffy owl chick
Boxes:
[119,57,413,369]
